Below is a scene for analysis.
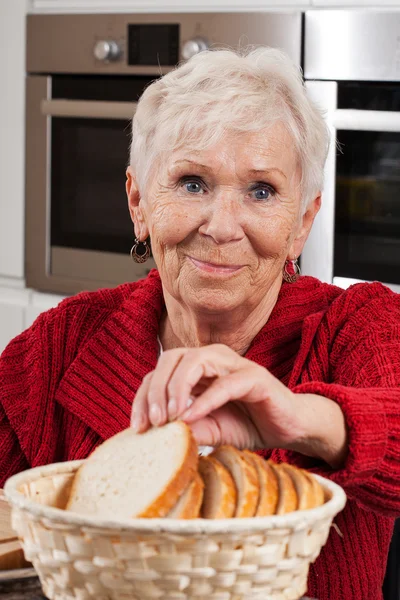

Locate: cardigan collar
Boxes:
[56,270,330,441]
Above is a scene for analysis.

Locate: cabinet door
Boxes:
[25,292,66,329]
[0,289,30,354]
[312,0,400,5]
[31,0,311,12]
[0,1,27,279]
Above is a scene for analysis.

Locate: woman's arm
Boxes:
[285,391,349,469]
[282,283,400,516]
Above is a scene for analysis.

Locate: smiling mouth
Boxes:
[188,256,244,275]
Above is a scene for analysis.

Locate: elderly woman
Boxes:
[0,47,399,599]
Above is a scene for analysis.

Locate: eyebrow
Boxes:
[247,168,287,181]
[170,160,287,180]
[170,159,211,171]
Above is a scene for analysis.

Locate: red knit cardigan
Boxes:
[1,270,400,599]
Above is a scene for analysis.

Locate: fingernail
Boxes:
[150,404,162,426]
[181,408,192,421]
[181,398,194,421]
[131,415,140,433]
[168,398,177,421]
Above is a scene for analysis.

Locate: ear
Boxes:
[126,166,149,240]
[288,194,321,260]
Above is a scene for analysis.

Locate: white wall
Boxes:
[0,0,30,283]
[29,0,400,11]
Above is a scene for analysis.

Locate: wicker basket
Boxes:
[4,460,346,600]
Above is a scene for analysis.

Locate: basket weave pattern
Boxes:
[5,461,346,600]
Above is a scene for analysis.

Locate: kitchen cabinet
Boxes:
[29,0,400,11]
[0,1,29,281]
[0,287,65,355]
[313,0,400,4]
[25,291,65,329]
[0,288,30,355]
[30,0,311,12]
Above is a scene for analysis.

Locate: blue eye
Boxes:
[250,185,275,201]
[181,178,205,195]
[185,182,203,194]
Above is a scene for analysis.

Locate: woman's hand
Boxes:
[131,344,348,467]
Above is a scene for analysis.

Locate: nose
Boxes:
[198,192,245,245]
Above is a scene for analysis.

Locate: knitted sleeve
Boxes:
[289,283,400,516]
[0,315,46,488]
[0,403,30,488]
[0,297,113,489]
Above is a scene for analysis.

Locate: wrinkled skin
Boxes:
[125,125,347,466]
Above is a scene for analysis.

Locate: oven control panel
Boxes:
[26,13,302,76]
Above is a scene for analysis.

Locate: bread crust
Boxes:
[138,423,199,518]
[269,462,298,514]
[280,463,314,511]
[302,470,325,508]
[212,446,259,518]
[168,473,204,519]
[198,455,237,519]
[243,450,278,516]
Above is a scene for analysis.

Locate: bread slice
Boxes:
[269,462,298,515]
[302,470,325,508]
[212,447,259,517]
[242,450,279,516]
[280,463,314,511]
[167,473,204,519]
[66,421,198,519]
[198,455,237,519]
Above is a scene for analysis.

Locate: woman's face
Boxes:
[127,123,320,314]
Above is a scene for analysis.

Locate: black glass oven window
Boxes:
[334,84,400,285]
[50,75,157,255]
[128,24,179,66]
[51,117,133,254]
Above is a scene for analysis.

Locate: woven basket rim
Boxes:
[4,460,346,535]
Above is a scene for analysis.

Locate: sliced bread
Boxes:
[198,455,237,519]
[302,470,325,507]
[212,446,259,517]
[280,463,314,511]
[66,421,198,519]
[167,473,204,519]
[269,462,298,515]
[242,450,279,516]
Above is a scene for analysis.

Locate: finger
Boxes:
[147,348,188,426]
[191,377,217,397]
[190,404,262,449]
[181,367,264,424]
[131,371,153,433]
[168,345,242,418]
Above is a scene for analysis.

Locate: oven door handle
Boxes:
[41,99,137,120]
[333,109,400,133]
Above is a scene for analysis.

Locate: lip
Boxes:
[188,256,244,275]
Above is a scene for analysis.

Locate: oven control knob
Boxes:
[94,40,121,62]
[182,37,209,60]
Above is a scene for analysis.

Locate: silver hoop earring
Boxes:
[130,238,151,264]
[283,258,301,284]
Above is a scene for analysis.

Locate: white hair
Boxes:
[130,47,330,212]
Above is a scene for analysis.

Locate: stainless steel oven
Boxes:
[25,13,302,295]
[302,10,400,293]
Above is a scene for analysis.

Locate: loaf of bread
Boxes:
[66,422,325,520]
